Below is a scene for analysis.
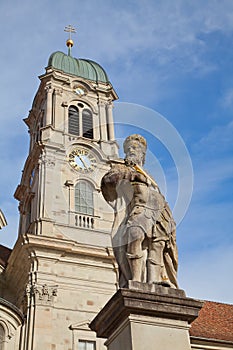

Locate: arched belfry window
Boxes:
[68,106,80,136]
[83,109,93,139]
[68,104,93,139]
[75,181,94,215]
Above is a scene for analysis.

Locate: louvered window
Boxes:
[68,105,93,139]
[68,106,79,136]
[75,181,94,215]
[83,109,93,139]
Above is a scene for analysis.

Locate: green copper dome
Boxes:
[48,51,109,83]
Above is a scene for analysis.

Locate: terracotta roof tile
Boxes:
[190,300,233,342]
[0,244,12,268]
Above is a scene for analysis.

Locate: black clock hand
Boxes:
[78,155,88,169]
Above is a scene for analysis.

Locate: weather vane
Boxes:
[64,25,76,56]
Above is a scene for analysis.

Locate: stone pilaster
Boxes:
[106,102,115,141]
[98,101,108,141]
[44,83,53,126]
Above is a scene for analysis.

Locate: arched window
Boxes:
[68,105,93,139]
[75,181,94,215]
[68,106,79,136]
[82,109,93,139]
[0,324,5,350]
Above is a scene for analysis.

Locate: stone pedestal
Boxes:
[90,282,203,350]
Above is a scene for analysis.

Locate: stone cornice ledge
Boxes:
[20,233,114,259]
[90,284,203,339]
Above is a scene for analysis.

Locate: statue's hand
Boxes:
[125,158,136,166]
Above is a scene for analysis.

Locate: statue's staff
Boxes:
[107,159,159,190]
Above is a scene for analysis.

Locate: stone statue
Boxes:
[101,134,178,288]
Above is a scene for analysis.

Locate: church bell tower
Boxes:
[6,30,119,350]
[15,34,118,246]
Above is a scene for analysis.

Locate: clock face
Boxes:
[68,147,97,172]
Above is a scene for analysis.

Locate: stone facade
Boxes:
[4,234,116,350]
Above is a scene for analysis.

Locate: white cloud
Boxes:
[71,0,233,74]
[221,88,233,109]
[192,158,233,200]
[2,0,233,76]
[195,121,233,152]
[189,120,233,205]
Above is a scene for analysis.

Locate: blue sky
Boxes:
[0,0,232,304]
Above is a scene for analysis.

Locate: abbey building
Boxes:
[0,41,232,350]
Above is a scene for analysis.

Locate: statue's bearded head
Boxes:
[123,134,147,166]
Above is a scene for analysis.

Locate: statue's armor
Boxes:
[126,181,168,242]
[101,161,178,288]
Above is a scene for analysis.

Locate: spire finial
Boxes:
[64,25,76,56]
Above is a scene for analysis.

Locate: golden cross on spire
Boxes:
[64,25,76,39]
[64,25,76,55]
